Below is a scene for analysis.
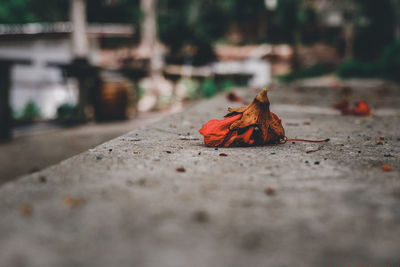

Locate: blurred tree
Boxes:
[354,0,395,60]
[228,0,267,42]
[158,0,230,65]
[86,0,140,24]
[0,0,68,23]
[0,0,140,24]
[394,0,400,40]
[268,0,299,44]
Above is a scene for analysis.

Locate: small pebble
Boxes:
[20,204,33,216]
[38,176,47,183]
[219,153,228,157]
[264,187,276,196]
[176,167,186,173]
[63,196,84,208]
[314,161,320,165]
[138,178,146,186]
[192,210,209,223]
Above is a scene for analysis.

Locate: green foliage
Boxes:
[176,78,200,100]
[229,0,265,22]
[336,60,379,79]
[268,0,299,44]
[0,0,139,24]
[158,0,231,65]
[86,0,141,24]
[15,100,41,121]
[279,63,335,82]
[337,41,400,81]
[56,103,78,122]
[353,0,395,60]
[201,78,217,98]
[0,0,69,23]
[380,40,400,82]
[220,79,235,92]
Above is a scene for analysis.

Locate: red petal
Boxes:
[199,114,242,147]
[224,126,255,147]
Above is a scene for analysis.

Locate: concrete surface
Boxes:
[0,109,177,184]
[0,81,400,267]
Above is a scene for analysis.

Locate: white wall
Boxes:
[0,36,99,119]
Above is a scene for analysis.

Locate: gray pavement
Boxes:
[1,80,400,267]
[0,109,176,183]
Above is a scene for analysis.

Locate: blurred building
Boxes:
[0,22,133,118]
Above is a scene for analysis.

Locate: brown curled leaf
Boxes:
[199,89,285,147]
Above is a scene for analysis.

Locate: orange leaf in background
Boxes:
[226,92,246,104]
[333,100,371,116]
[333,100,352,115]
[352,100,371,117]
[382,165,392,172]
[199,89,285,147]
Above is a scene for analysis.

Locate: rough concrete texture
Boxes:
[0,110,175,183]
[1,80,400,267]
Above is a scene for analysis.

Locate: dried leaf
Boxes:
[63,196,84,208]
[382,165,392,172]
[352,101,371,116]
[264,187,276,196]
[226,92,246,104]
[20,203,33,216]
[333,100,352,115]
[176,167,186,172]
[199,90,285,147]
[333,100,371,116]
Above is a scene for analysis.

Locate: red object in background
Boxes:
[382,165,392,172]
[333,100,371,116]
[226,92,246,104]
[352,100,371,117]
[333,100,352,115]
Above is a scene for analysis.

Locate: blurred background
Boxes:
[1,0,399,182]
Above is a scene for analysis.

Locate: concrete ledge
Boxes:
[1,87,400,267]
